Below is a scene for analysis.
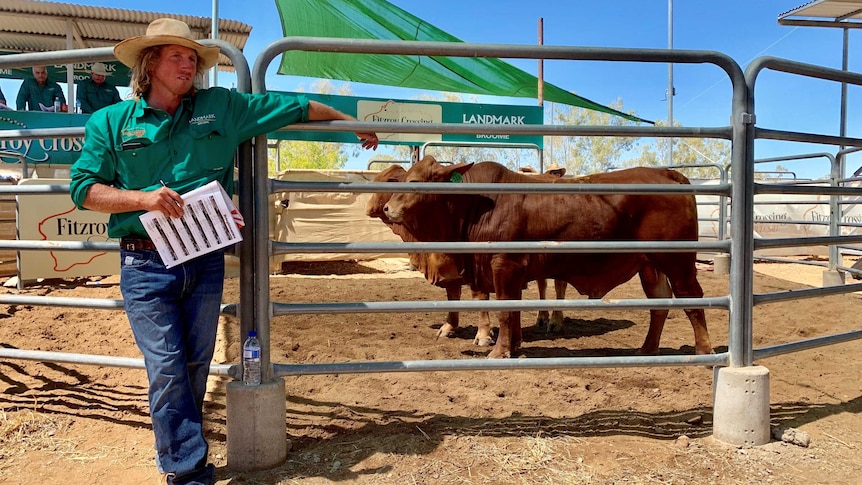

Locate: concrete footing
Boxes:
[712,365,771,446]
[822,269,845,287]
[226,378,288,471]
[713,254,730,275]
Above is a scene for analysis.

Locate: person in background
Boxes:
[69,18,378,485]
[16,66,65,111]
[76,62,122,113]
[544,162,567,178]
[0,86,9,110]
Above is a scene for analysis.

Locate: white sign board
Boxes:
[357,100,442,143]
[17,178,118,279]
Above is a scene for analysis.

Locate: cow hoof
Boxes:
[636,347,660,356]
[487,349,511,359]
[535,317,548,331]
[473,336,495,347]
[436,324,457,340]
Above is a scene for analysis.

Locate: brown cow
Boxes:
[383,155,713,359]
[366,164,494,346]
[368,164,571,340]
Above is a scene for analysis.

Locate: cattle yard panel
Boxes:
[254,38,748,374]
[0,39,861,456]
[740,57,862,369]
[255,39,862,446]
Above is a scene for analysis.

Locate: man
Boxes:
[70,18,378,485]
[544,162,567,177]
[16,65,66,111]
[76,62,122,113]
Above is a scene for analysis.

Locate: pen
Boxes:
[160,179,182,207]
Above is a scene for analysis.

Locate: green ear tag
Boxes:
[449,172,463,183]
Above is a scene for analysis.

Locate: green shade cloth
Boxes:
[275,0,651,124]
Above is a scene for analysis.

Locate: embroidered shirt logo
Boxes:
[190,113,216,126]
[121,128,145,139]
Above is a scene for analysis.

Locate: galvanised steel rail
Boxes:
[252,37,747,376]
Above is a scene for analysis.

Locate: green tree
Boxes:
[625,120,733,180]
[543,99,640,176]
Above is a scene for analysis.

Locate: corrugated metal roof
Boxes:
[0,0,252,72]
[780,0,862,21]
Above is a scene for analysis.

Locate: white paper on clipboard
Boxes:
[139,180,244,268]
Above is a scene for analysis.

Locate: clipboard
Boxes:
[139,180,244,268]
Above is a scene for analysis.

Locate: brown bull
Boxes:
[366,164,494,346]
[383,156,713,359]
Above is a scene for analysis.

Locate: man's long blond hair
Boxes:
[128,46,205,99]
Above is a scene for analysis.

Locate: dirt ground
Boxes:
[0,257,860,485]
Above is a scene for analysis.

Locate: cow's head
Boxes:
[383,155,473,224]
[365,164,407,220]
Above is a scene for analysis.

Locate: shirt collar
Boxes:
[134,93,195,119]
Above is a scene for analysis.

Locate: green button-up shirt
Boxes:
[16,78,66,111]
[76,78,122,114]
[70,87,309,239]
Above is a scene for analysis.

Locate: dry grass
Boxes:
[0,408,74,458]
[0,408,124,463]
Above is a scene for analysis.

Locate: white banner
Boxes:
[694,179,862,256]
[17,178,118,280]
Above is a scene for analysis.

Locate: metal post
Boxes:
[667,0,674,165]
[65,19,74,112]
[211,0,219,87]
[538,17,545,171]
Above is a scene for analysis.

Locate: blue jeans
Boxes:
[120,248,225,485]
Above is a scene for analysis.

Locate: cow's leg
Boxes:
[488,258,525,359]
[535,278,550,330]
[547,279,568,333]
[660,258,714,355]
[436,283,462,339]
[637,265,672,355]
[472,289,495,346]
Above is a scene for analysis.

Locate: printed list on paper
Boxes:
[139,181,244,268]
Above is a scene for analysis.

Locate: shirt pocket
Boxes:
[114,138,164,189]
[189,121,234,172]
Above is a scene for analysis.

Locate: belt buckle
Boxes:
[123,239,137,251]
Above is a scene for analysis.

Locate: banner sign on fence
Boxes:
[268,91,544,147]
[0,111,89,166]
[17,178,118,280]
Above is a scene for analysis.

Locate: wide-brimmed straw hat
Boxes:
[545,163,567,176]
[113,18,220,70]
[90,62,109,76]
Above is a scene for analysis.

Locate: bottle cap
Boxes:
[248,330,257,337]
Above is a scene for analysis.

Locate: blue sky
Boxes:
[2,0,858,178]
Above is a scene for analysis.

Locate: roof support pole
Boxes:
[211,0,219,87]
[65,19,74,111]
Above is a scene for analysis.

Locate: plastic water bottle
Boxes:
[53,96,61,113]
[242,330,261,386]
[75,100,81,114]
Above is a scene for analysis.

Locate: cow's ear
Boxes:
[445,163,473,182]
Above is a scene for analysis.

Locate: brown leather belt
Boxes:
[120,236,157,251]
